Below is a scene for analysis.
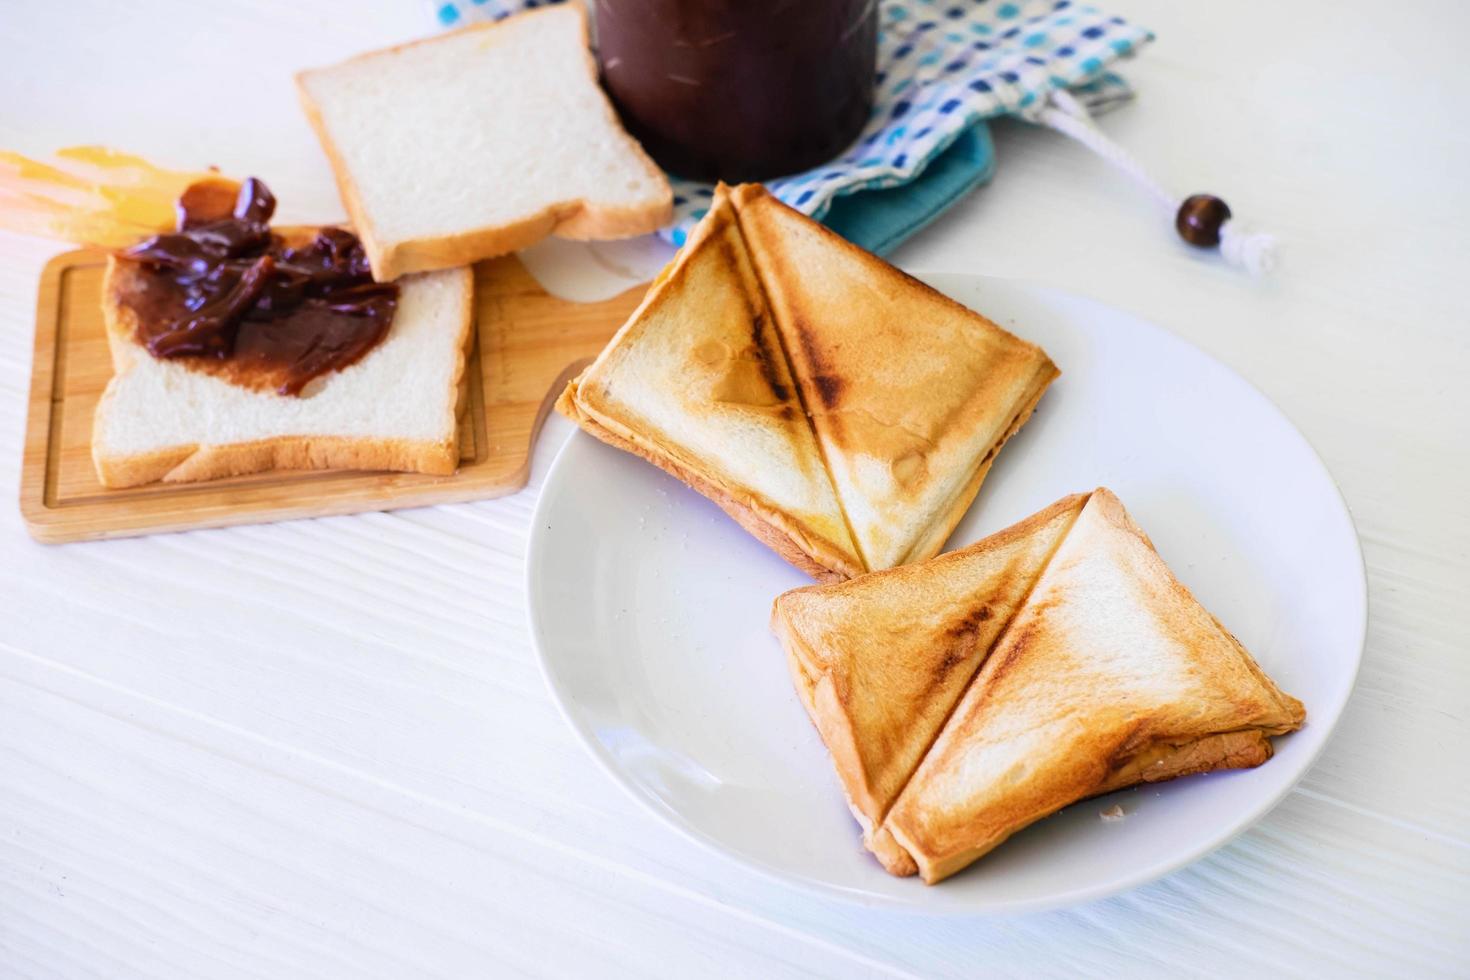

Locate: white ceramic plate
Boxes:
[526,275,1366,912]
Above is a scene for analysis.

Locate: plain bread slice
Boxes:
[296,6,672,280]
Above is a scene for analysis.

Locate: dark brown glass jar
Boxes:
[594,0,878,183]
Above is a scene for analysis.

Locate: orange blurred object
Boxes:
[0,146,239,248]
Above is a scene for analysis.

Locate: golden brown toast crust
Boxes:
[93,434,460,489]
[906,372,1058,563]
[559,386,849,582]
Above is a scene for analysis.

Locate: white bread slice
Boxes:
[296,6,672,281]
[92,257,474,488]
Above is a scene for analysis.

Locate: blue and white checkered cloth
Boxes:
[432,0,1151,248]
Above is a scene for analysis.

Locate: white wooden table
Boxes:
[2,2,1467,976]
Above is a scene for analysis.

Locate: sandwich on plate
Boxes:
[771,488,1306,884]
[558,182,1059,580]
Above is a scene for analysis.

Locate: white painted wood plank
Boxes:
[0,679,916,980]
[1,0,1468,976]
[3,658,1468,978]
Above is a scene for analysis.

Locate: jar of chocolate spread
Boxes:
[594,0,878,183]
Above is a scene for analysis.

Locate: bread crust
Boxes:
[93,434,459,489]
[891,728,1282,885]
[294,8,672,282]
[557,386,852,582]
[92,257,473,489]
[898,364,1059,565]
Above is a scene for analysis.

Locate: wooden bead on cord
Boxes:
[1176,194,1232,248]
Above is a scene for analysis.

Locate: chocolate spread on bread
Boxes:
[116,178,397,395]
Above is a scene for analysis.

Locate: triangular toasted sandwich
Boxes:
[557,188,863,579]
[771,492,1087,873]
[729,184,1059,571]
[772,489,1306,883]
[559,183,1057,579]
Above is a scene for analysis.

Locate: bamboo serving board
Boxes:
[20,249,647,543]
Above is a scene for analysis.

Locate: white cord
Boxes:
[1022,89,1278,276]
[1218,221,1278,277]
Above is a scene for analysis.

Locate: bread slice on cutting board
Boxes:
[296,5,672,281]
[772,488,1306,883]
[92,256,473,488]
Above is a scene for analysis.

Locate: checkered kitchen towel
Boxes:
[433,0,1152,251]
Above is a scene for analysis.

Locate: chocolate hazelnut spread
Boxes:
[115,178,397,396]
[595,0,878,182]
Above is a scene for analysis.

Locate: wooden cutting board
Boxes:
[20,249,647,543]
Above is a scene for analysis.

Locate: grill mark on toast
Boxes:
[704,230,797,411]
[746,310,792,404]
[913,603,996,705]
[731,192,867,572]
[797,312,1045,455]
[788,315,848,413]
[964,613,1040,710]
[938,605,992,662]
[876,494,1093,852]
[949,604,994,631]
[811,372,846,409]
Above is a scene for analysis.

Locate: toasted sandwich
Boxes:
[771,488,1306,883]
[727,184,1058,570]
[558,183,1058,579]
[556,186,864,579]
